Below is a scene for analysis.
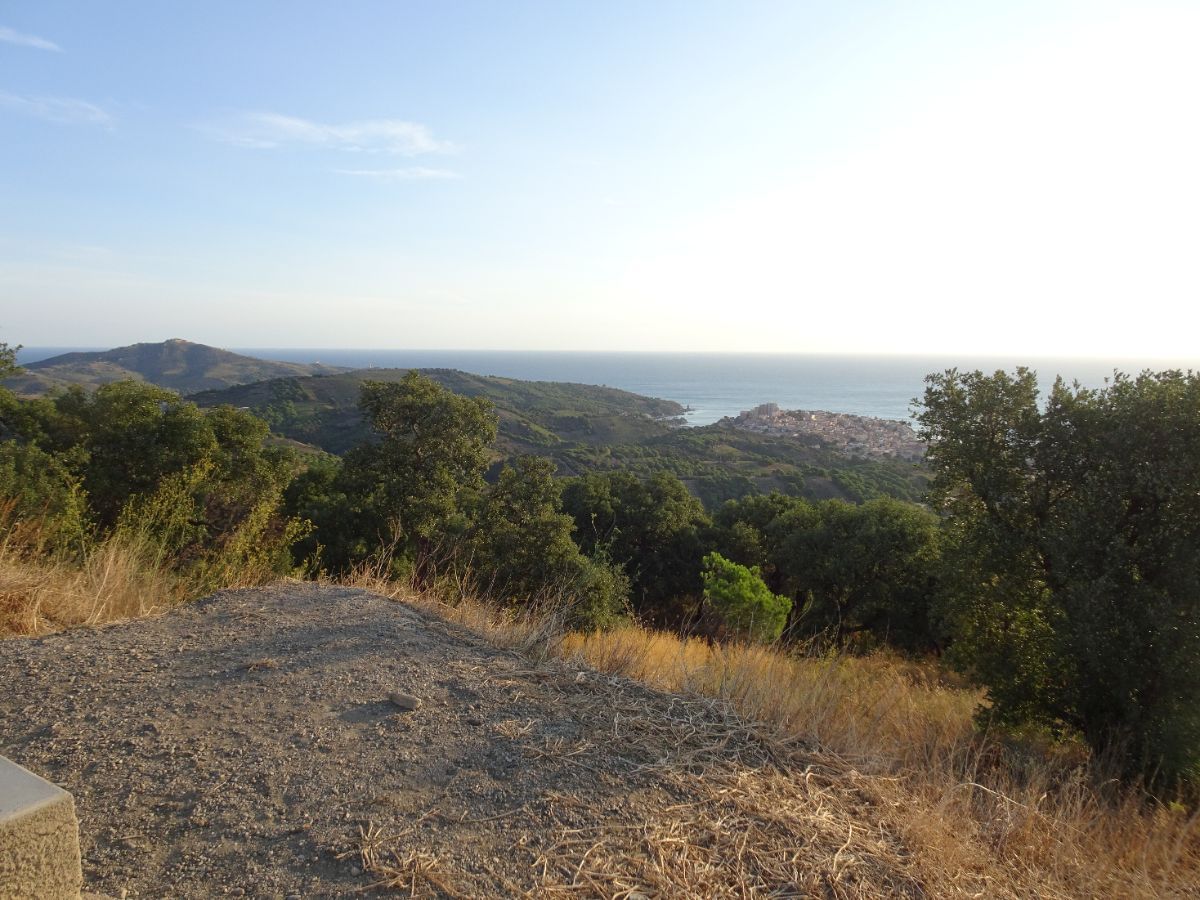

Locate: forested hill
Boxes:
[192,368,927,505]
[190,367,687,461]
[5,339,348,396]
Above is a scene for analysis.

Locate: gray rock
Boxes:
[387,692,423,711]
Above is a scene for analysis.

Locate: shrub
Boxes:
[701,551,791,643]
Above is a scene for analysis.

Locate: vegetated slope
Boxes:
[0,585,930,898]
[571,422,931,506]
[5,339,348,396]
[190,368,687,463]
[193,369,927,504]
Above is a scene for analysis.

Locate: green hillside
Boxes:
[6,339,348,396]
[192,368,927,505]
[190,368,687,469]
[585,423,930,506]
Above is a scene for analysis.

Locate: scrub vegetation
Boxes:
[2,338,1199,895]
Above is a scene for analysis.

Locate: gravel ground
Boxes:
[1,584,920,898]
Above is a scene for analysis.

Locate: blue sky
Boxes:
[2,1,1198,356]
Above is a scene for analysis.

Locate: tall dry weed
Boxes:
[0,496,293,637]
[0,531,184,635]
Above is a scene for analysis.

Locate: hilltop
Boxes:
[0,585,930,898]
[5,339,349,396]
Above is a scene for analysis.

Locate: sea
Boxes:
[16,348,1197,427]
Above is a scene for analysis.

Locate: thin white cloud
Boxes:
[335,167,461,181]
[0,90,112,127]
[0,26,61,52]
[211,112,456,155]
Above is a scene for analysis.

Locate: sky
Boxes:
[1,1,1198,356]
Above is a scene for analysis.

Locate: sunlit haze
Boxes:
[2,1,1197,356]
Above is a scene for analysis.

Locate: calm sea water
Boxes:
[17,347,1195,426]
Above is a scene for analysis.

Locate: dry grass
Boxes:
[560,627,980,774]
[531,768,925,899]
[562,627,1200,898]
[335,565,570,660]
[6,538,1195,896]
[343,573,1200,898]
[0,523,281,637]
[517,659,933,898]
[0,532,189,636]
[343,822,468,897]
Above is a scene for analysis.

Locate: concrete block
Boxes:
[0,756,82,900]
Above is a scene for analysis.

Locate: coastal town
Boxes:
[729,403,927,461]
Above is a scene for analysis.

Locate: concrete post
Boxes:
[0,756,82,900]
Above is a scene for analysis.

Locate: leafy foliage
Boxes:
[0,379,304,586]
[919,367,1200,786]
[0,342,19,381]
[700,551,791,643]
[782,499,942,650]
[0,441,90,550]
[336,374,497,574]
[711,493,942,650]
[470,456,628,628]
[562,470,710,625]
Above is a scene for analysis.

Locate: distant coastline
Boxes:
[16,347,1197,427]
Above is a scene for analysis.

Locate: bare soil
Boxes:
[1,584,926,898]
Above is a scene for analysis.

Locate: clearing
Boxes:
[2,584,932,898]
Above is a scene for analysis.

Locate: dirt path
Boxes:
[1,584,925,898]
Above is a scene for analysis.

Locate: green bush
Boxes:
[701,551,791,643]
[0,441,90,552]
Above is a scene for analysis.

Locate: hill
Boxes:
[5,339,349,396]
[0,585,930,898]
[193,369,927,504]
[190,368,687,467]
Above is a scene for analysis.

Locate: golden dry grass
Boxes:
[0,524,283,637]
[530,768,926,899]
[363,583,1200,899]
[0,533,187,636]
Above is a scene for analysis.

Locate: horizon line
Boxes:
[13,343,1200,365]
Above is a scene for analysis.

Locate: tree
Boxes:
[473,456,588,597]
[700,551,791,643]
[918,367,1200,786]
[0,441,89,550]
[0,341,19,380]
[562,470,709,625]
[283,454,365,572]
[56,381,216,527]
[0,379,304,578]
[782,498,942,650]
[340,372,498,571]
[471,456,627,628]
[712,493,819,597]
[712,493,942,650]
